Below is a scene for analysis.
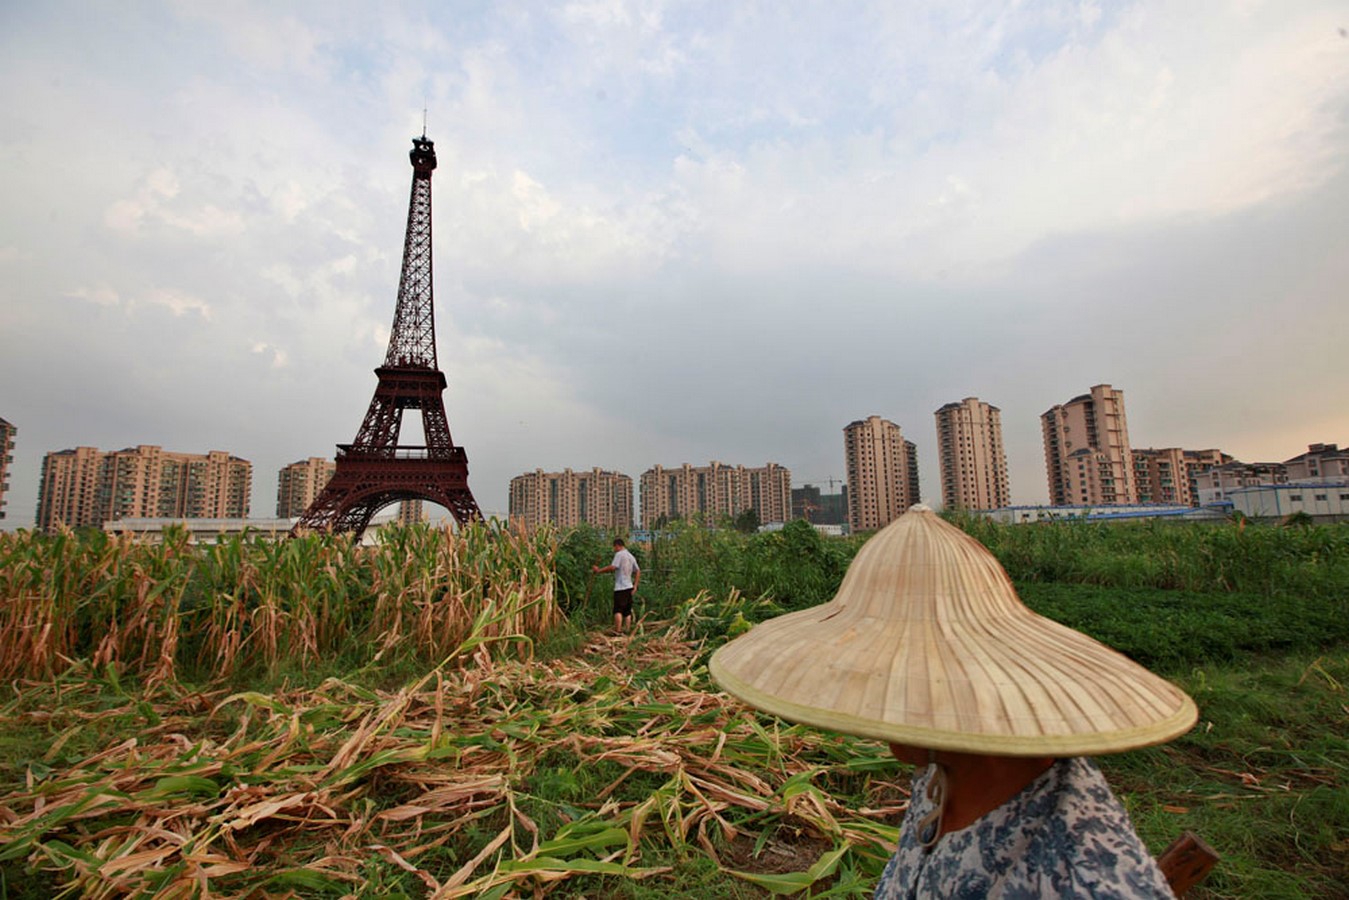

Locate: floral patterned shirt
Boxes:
[874,757,1176,899]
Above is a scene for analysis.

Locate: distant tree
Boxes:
[733,508,761,534]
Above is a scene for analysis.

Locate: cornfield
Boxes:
[0,520,562,688]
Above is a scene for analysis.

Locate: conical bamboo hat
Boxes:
[709,506,1197,756]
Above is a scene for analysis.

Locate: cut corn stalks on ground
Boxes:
[0,612,906,897]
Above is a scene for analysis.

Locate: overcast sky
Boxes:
[2,1,1347,527]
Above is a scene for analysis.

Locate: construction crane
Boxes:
[803,476,843,493]
[795,477,842,522]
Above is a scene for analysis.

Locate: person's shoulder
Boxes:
[1050,759,1177,898]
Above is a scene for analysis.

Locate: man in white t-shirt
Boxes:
[592,538,641,633]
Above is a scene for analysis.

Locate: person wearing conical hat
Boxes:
[710,505,1196,898]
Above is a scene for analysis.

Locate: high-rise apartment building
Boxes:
[0,417,15,520]
[1132,447,1233,506]
[1131,448,1187,505]
[396,499,427,524]
[276,457,337,517]
[843,416,920,532]
[638,462,791,529]
[36,447,105,530]
[934,398,1010,511]
[103,446,251,521]
[1041,384,1136,506]
[35,445,251,532]
[510,468,634,530]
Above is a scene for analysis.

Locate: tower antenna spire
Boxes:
[422,106,428,138]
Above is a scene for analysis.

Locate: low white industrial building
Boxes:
[1222,482,1349,523]
[104,512,402,544]
[979,503,1227,524]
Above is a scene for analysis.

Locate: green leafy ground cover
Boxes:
[0,517,1345,897]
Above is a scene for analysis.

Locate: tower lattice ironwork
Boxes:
[294,135,482,535]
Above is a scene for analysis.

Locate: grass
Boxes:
[1104,652,1349,898]
[952,513,1349,602]
[1017,583,1349,669]
[0,516,1346,896]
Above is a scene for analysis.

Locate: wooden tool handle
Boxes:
[1157,831,1220,896]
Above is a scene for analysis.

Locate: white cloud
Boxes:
[441,164,681,289]
[251,341,290,368]
[271,182,311,221]
[169,2,330,78]
[104,167,245,237]
[145,288,211,319]
[557,0,686,79]
[66,285,121,308]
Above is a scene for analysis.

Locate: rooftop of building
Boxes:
[1284,442,1345,463]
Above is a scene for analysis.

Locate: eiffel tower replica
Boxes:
[295,133,482,535]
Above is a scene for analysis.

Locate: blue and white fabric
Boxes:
[874,757,1176,899]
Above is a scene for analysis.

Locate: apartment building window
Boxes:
[1314,494,1327,501]
[1289,494,1302,501]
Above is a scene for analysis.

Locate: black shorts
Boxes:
[612,588,634,616]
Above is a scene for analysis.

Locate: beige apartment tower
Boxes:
[0,417,15,520]
[1041,384,1136,506]
[277,457,337,517]
[638,462,791,529]
[1130,448,1188,505]
[843,416,920,532]
[36,446,104,530]
[934,398,1010,510]
[510,468,634,530]
[36,445,251,532]
[1132,447,1231,507]
[396,499,427,524]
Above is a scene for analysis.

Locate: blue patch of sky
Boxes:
[593,53,902,168]
[983,2,1124,78]
[10,5,201,93]
[325,38,389,88]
